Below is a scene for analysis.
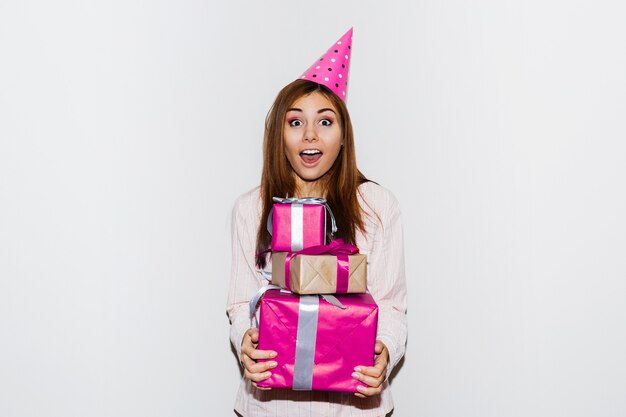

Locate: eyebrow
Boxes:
[318,108,336,114]
[286,107,337,114]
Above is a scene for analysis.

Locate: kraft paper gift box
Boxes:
[271,251,367,294]
[269,198,336,252]
[256,289,378,392]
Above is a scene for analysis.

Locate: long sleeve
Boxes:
[359,184,408,379]
[226,189,264,359]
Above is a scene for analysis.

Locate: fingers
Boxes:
[241,351,277,372]
[353,365,385,383]
[244,347,277,361]
[352,364,385,396]
[353,340,389,397]
[246,327,259,343]
[240,327,278,386]
[352,368,385,397]
[353,380,384,397]
[241,328,277,361]
[241,354,277,383]
[373,341,389,371]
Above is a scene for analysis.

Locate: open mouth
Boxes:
[300,149,323,164]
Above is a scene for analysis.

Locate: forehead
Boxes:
[289,92,337,112]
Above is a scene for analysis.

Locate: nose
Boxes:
[303,124,318,143]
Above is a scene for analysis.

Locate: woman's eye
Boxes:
[320,119,333,126]
[288,119,303,127]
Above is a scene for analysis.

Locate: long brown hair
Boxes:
[255,79,369,268]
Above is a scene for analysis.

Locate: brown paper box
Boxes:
[271,252,367,294]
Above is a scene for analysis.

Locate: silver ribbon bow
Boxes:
[249,284,346,324]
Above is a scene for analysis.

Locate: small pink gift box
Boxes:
[257,289,378,392]
[268,198,336,252]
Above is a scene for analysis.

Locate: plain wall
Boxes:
[1,0,625,416]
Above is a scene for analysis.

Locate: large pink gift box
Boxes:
[257,289,378,392]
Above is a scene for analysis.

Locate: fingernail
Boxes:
[356,385,365,392]
[268,361,278,368]
[354,367,362,372]
[264,372,272,378]
[351,372,360,380]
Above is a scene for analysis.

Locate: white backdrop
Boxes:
[1,1,626,416]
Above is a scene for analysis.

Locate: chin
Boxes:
[299,174,323,182]
[299,169,331,182]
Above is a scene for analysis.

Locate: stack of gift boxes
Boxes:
[254,198,379,393]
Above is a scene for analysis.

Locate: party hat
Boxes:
[300,28,353,101]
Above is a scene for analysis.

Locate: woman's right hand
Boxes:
[240,327,278,389]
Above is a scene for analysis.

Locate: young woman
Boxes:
[226,29,407,417]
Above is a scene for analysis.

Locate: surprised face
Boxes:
[283,92,343,184]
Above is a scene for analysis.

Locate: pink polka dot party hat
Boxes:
[300,27,353,101]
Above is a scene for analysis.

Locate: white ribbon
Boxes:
[293,295,319,390]
[291,203,304,251]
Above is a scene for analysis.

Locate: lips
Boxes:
[300,149,323,165]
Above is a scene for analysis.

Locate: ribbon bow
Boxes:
[249,282,347,326]
[272,197,328,205]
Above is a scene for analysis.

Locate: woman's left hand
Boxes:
[352,340,389,398]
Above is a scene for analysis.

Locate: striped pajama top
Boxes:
[226,182,408,417]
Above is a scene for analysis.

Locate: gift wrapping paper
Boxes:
[257,289,378,392]
[271,252,367,294]
[270,202,326,252]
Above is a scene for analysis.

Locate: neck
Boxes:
[293,176,325,198]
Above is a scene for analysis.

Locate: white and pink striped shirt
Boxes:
[227,182,408,417]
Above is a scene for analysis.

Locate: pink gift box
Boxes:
[257,289,378,392]
[270,201,327,252]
